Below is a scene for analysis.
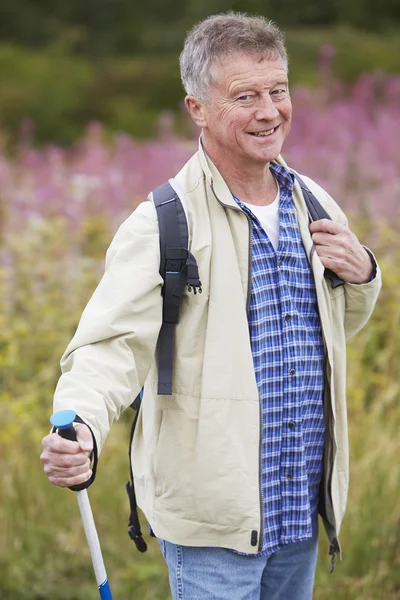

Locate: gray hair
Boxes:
[180,12,288,102]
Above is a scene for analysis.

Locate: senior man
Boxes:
[41,12,381,600]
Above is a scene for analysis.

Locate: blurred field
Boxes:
[0,26,399,144]
[0,68,400,599]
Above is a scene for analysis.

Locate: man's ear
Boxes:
[184,96,208,128]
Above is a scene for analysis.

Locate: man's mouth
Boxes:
[248,126,278,137]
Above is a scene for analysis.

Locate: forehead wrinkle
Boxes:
[214,52,286,74]
[211,54,288,101]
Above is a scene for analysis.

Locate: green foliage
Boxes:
[286,27,400,84]
[0,44,94,145]
[0,206,399,598]
[1,0,400,56]
[1,27,400,145]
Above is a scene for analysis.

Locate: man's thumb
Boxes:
[75,423,93,453]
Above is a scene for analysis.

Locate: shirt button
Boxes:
[284,314,292,322]
[288,421,296,429]
[278,258,283,267]
[289,368,296,376]
[286,473,293,480]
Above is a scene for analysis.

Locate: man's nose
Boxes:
[254,94,279,121]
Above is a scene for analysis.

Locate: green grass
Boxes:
[1,397,399,599]
[0,216,399,598]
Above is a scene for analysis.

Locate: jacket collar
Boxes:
[198,137,238,209]
[197,137,309,224]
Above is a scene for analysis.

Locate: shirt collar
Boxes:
[269,162,295,195]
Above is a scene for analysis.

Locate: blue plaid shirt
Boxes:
[234,163,325,557]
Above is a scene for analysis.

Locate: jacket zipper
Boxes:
[309,241,341,568]
[324,361,341,570]
[245,212,265,552]
[210,180,264,551]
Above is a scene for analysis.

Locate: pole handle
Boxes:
[50,409,77,440]
[58,425,76,442]
[57,423,77,443]
[49,410,112,597]
[50,410,91,492]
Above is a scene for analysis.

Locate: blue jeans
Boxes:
[157,514,319,600]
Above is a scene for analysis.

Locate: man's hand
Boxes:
[310,219,373,284]
[40,423,93,488]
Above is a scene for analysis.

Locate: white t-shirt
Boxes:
[241,186,280,250]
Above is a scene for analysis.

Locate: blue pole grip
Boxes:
[50,410,77,442]
[99,579,113,599]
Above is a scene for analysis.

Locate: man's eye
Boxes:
[272,89,287,95]
[237,95,251,101]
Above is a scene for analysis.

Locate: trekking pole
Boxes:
[50,409,113,600]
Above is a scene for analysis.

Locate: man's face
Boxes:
[197,52,292,169]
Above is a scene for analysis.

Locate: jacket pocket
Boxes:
[154,407,197,503]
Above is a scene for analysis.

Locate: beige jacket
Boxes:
[54,142,381,554]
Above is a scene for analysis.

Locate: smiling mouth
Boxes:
[248,126,279,137]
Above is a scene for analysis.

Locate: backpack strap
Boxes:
[126,392,147,552]
[152,181,202,395]
[126,181,201,551]
[292,172,345,289]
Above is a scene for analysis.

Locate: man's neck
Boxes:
[203,142,278,206]
[225,170,278,206]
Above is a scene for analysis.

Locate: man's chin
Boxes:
[243,140,283,163]
[244,150,281,166]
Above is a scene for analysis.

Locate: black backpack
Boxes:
[126,173,344,552]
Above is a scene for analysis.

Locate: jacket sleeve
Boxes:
[301,175,382,341]
[53,200,163,454]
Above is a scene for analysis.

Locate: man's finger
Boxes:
[41,424,93,454]
[313,240,348,258]
[43,459,91,476]
[311,232,339,247]
[41,433,82,455]
[48,470,93,488]
[40,449,91,468]
[309,219,345,235]
[74,423,93,453]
